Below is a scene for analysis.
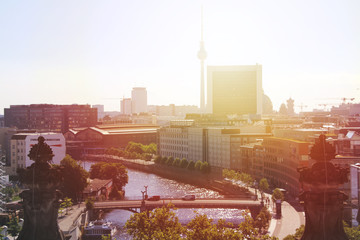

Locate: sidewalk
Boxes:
[268,199,305,239]
[58,203,86,232]
[248,187,305,240]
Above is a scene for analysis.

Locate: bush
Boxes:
[154,155,162,164]
[195,160,203,171]
[173,158,181,167]
[187,161,195,170]
[166,156,174,166]
[162,156,168,164]
[200,161,210,173]
[180,158,188,168]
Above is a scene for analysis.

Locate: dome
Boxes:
[263,94,273,114]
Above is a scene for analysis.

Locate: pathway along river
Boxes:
[83,161,245,239]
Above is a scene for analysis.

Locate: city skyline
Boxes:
[1,0,359,115]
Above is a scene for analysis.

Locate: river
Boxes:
[82,161,245,239]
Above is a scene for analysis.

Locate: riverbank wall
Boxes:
[82,154,253,199]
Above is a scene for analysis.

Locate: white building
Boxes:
[121,98,132,115]
[92,104,105,120]
[131,87,147,114]
[158,121,270,169]
[7,133,66,176]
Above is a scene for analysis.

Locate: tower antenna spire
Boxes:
[198,5,207,112]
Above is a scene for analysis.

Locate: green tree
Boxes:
[195,160,203,171]
[200,161,210,173]
[283,225,304,240]
[60,155,89,202]
[89,162,128,190]
[125,141,144,154]
[254,207,272,234]
[125,204,183,240]
[180,158,188,168]
[344,222,360,240]
[173,158,181,167]
[7,215,21,237]
[272,188,284,201]
[166,156,174,166]
[161,156,168,165]
[154,155,162,164]
[259,178,269,193]
[187,160,195,170]
[108,185,123,200]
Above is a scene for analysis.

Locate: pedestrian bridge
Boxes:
[93,199,263,218]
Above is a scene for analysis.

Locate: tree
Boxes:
[344,222,360,240]
[180,158,188,168]
[109,185,123,200]
[173,158,181,167]
[7,215,21,237]
[166,156,174,166]
[125,204,183,240]
[259,178,269,193]
[60,155,89,202]
[195,160,202,171]
[125,141,144,154]
[154,155,162,164]
[89,162,128,190]
[161,156,168,165]
[200,161,210,173]
[283,225,304,240]
[89,162,103,179]
[254,207,272,234]
[187,160,195,170]
[272,188,284,201]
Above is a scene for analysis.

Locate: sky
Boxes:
[1,0,359,114]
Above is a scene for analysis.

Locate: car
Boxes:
[182,194,195,201]
[147,195,160,201]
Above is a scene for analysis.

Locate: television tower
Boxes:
[197,6,207,112]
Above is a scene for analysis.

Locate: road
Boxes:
[94,198,262,210]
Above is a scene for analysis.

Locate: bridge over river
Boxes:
[94,199,263,218]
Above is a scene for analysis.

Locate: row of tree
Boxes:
[154,155,210,173]
[125,204,277,240]
[105,141,156,161]
[222,169,254,189]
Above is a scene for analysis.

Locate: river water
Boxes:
[82,161,245,239]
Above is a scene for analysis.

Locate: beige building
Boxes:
[158,121,270,169]
[207,64,262,115]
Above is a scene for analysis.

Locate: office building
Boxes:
[121,98,132,115]
[4,104,98,133]
[131,87,147,114]
[92,104,105,120]
[207,65,262,115]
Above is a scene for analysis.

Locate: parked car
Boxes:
[182,194,195,201]
[147,195,160,201]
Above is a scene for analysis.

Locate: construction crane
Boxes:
[341,97,355,104]
[296,103,308,112]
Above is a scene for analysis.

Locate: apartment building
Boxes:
[7,133,66,176]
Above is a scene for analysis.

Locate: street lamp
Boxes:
[254,180,258,200]
[144,186,148,200]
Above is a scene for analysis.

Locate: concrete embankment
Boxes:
[82,154,253,199]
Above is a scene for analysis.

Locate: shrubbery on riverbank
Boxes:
[105,141,156,161]
[154,155,210,173]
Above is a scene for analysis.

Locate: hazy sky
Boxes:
[1,0,359,114]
